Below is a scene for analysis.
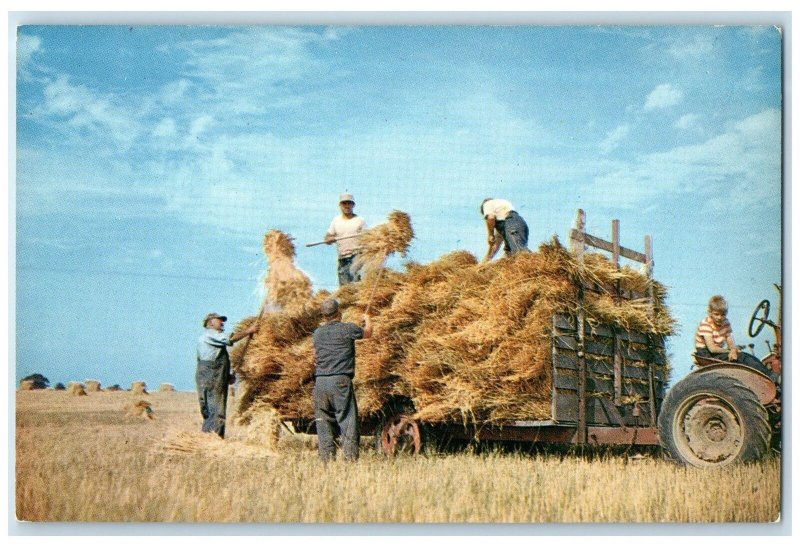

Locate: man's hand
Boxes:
[246,324,259,336]
[324,234,335,244]
[728,347,739,361]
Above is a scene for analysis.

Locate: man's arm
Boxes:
[482,217,502,263]
[324,218,337,244]
[230,324,259,344]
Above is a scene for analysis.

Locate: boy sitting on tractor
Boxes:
[694,295,781,385]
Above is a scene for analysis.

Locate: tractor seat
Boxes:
[692,352,730,368]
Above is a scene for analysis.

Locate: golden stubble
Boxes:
[15,390,781,524]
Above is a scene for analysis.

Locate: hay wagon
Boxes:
[278,211,781,467]
[288,211,668,455]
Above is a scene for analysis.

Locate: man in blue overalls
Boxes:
[196,312,258,438]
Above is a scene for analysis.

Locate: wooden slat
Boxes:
[580,281,647,301]
[554,374,654,399]
[554,392,655,426]
[550,316,559,421]
[553,350,667,383]
[554,336,667,365]
[554,315,664,346]
[570,228,648,264]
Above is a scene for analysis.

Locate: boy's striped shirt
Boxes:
[695,317,732,349]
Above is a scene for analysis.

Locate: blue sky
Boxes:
[14,25,783,391]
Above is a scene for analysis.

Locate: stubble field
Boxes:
[15,389,781,524]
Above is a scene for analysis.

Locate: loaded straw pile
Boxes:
[231,211,674,426]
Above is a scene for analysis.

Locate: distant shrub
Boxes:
[21,373,50,390]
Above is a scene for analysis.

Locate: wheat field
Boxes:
[14,389,781,524]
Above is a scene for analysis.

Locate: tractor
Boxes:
[658,286,782,467]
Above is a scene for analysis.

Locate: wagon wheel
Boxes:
[379,415,422,456]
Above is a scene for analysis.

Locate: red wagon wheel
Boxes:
[379,415,422,456]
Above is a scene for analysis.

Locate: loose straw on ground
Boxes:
[153,431,276,459]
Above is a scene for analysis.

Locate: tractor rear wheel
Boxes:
[658,372,770,467]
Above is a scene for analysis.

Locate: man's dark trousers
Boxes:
[337,254,361,286]
[196,349,230,438]
[497,211,529,254]
[313,374,359,461]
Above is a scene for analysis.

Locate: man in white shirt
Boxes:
[324,193,367,286]
[480,197,530,262]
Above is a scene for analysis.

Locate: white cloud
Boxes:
[668,35,714,58]
[41,75,140,147]
[599,124,630,154]
[152,118,177,138]
[184,115,214,147]
[17,34,42,69]
[674,113,700,130]
[167,27,341,117]
[591,109,781,211]
[644,84,684,111]
[160,79,191,104]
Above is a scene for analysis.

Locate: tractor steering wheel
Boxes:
[748,299,771,338]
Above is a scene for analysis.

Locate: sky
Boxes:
[13,24,783,392]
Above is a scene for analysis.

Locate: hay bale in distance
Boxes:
[126,399,154,420]
[67,382,87,396]
[19,380,35,391]
[105,384,122,392]
[85,379,101,392]
[159,383,176,393]
[131,381,148,395]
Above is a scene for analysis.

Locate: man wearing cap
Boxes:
[196,313,258,438]
[312,298,372,461]
[324,193,367,286]
[480,197,530,263]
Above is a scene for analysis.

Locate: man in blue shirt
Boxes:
[312,298,372,461]
[196,312,258,438]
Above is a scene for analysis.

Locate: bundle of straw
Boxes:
[262,230,313,311]
[85,379,101,392]
[67,382,87,396]
[354,210,415,272]
[125,399,154,420]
